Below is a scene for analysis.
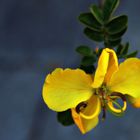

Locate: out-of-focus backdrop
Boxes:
[0,0,140,140]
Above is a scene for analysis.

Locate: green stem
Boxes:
[98,0,105,9]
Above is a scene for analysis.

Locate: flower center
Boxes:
[96,86,127,119]
[76,85,127,120]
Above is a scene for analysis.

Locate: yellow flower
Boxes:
[42,48,140,134]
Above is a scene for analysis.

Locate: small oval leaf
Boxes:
[106,15,128,34]
[84,28,104,42]
[90,4,104,24]
[122,42,129,55]
[105,38,121,47]
[81,56,96,66]
[79,13,102,31]
[76,46,92,56]
[57,110,74,126]
[126,51,138,58]
[116,44,123,56]
[108,27,127,40]
[80,65,95,74]
[103,0,120,22]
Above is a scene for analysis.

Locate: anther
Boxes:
[76,102,87,113]
[107,92,127,114]
[78,98,100,120]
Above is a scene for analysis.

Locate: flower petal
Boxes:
[92,48,118,88]
[43,68,93,112]
[108,58,140,98]
[71,95,100,134]
[104,49,118,84]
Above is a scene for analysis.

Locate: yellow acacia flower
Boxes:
[42,48,140,134]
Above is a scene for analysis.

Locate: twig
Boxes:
[98,0,105,9]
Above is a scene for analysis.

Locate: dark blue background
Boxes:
[0,0,140,140]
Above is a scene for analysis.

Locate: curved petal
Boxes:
[71,95,101,134]
[92,48,118,88]
[127,96,140,108]
[108,58,140,98]
[43,68,93,112]
[104,49,118,84]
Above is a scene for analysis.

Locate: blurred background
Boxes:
[0,0,140,140]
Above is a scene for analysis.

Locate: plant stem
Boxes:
[98,0,105,9]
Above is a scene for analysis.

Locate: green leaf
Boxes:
[106,15,128,34]
[79,13,102,31]
[76,46,92,56]
[105,38,121,47]
[122,42,129,55]
[57,110,74,126]
[84,28,104,42]
[81,56,96,66]
[126,51,138,58]
[90,4,104,24]
[117,43,130,58]
[108,27,127,41]
[80,65,95,74]
[103,0,120,22]
[116,44,123,56]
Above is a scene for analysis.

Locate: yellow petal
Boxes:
[108,58,140,98]
[127,96,140,108]
[71,95,100,134]
[42,68,93,112]
[104,49,118,84]
[92,48,118,88]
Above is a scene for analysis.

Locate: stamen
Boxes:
[107,100,127,113]
[76,102,87,113]
[107,93,127,114]
[102,107,106,121]
[78,98,100,120]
